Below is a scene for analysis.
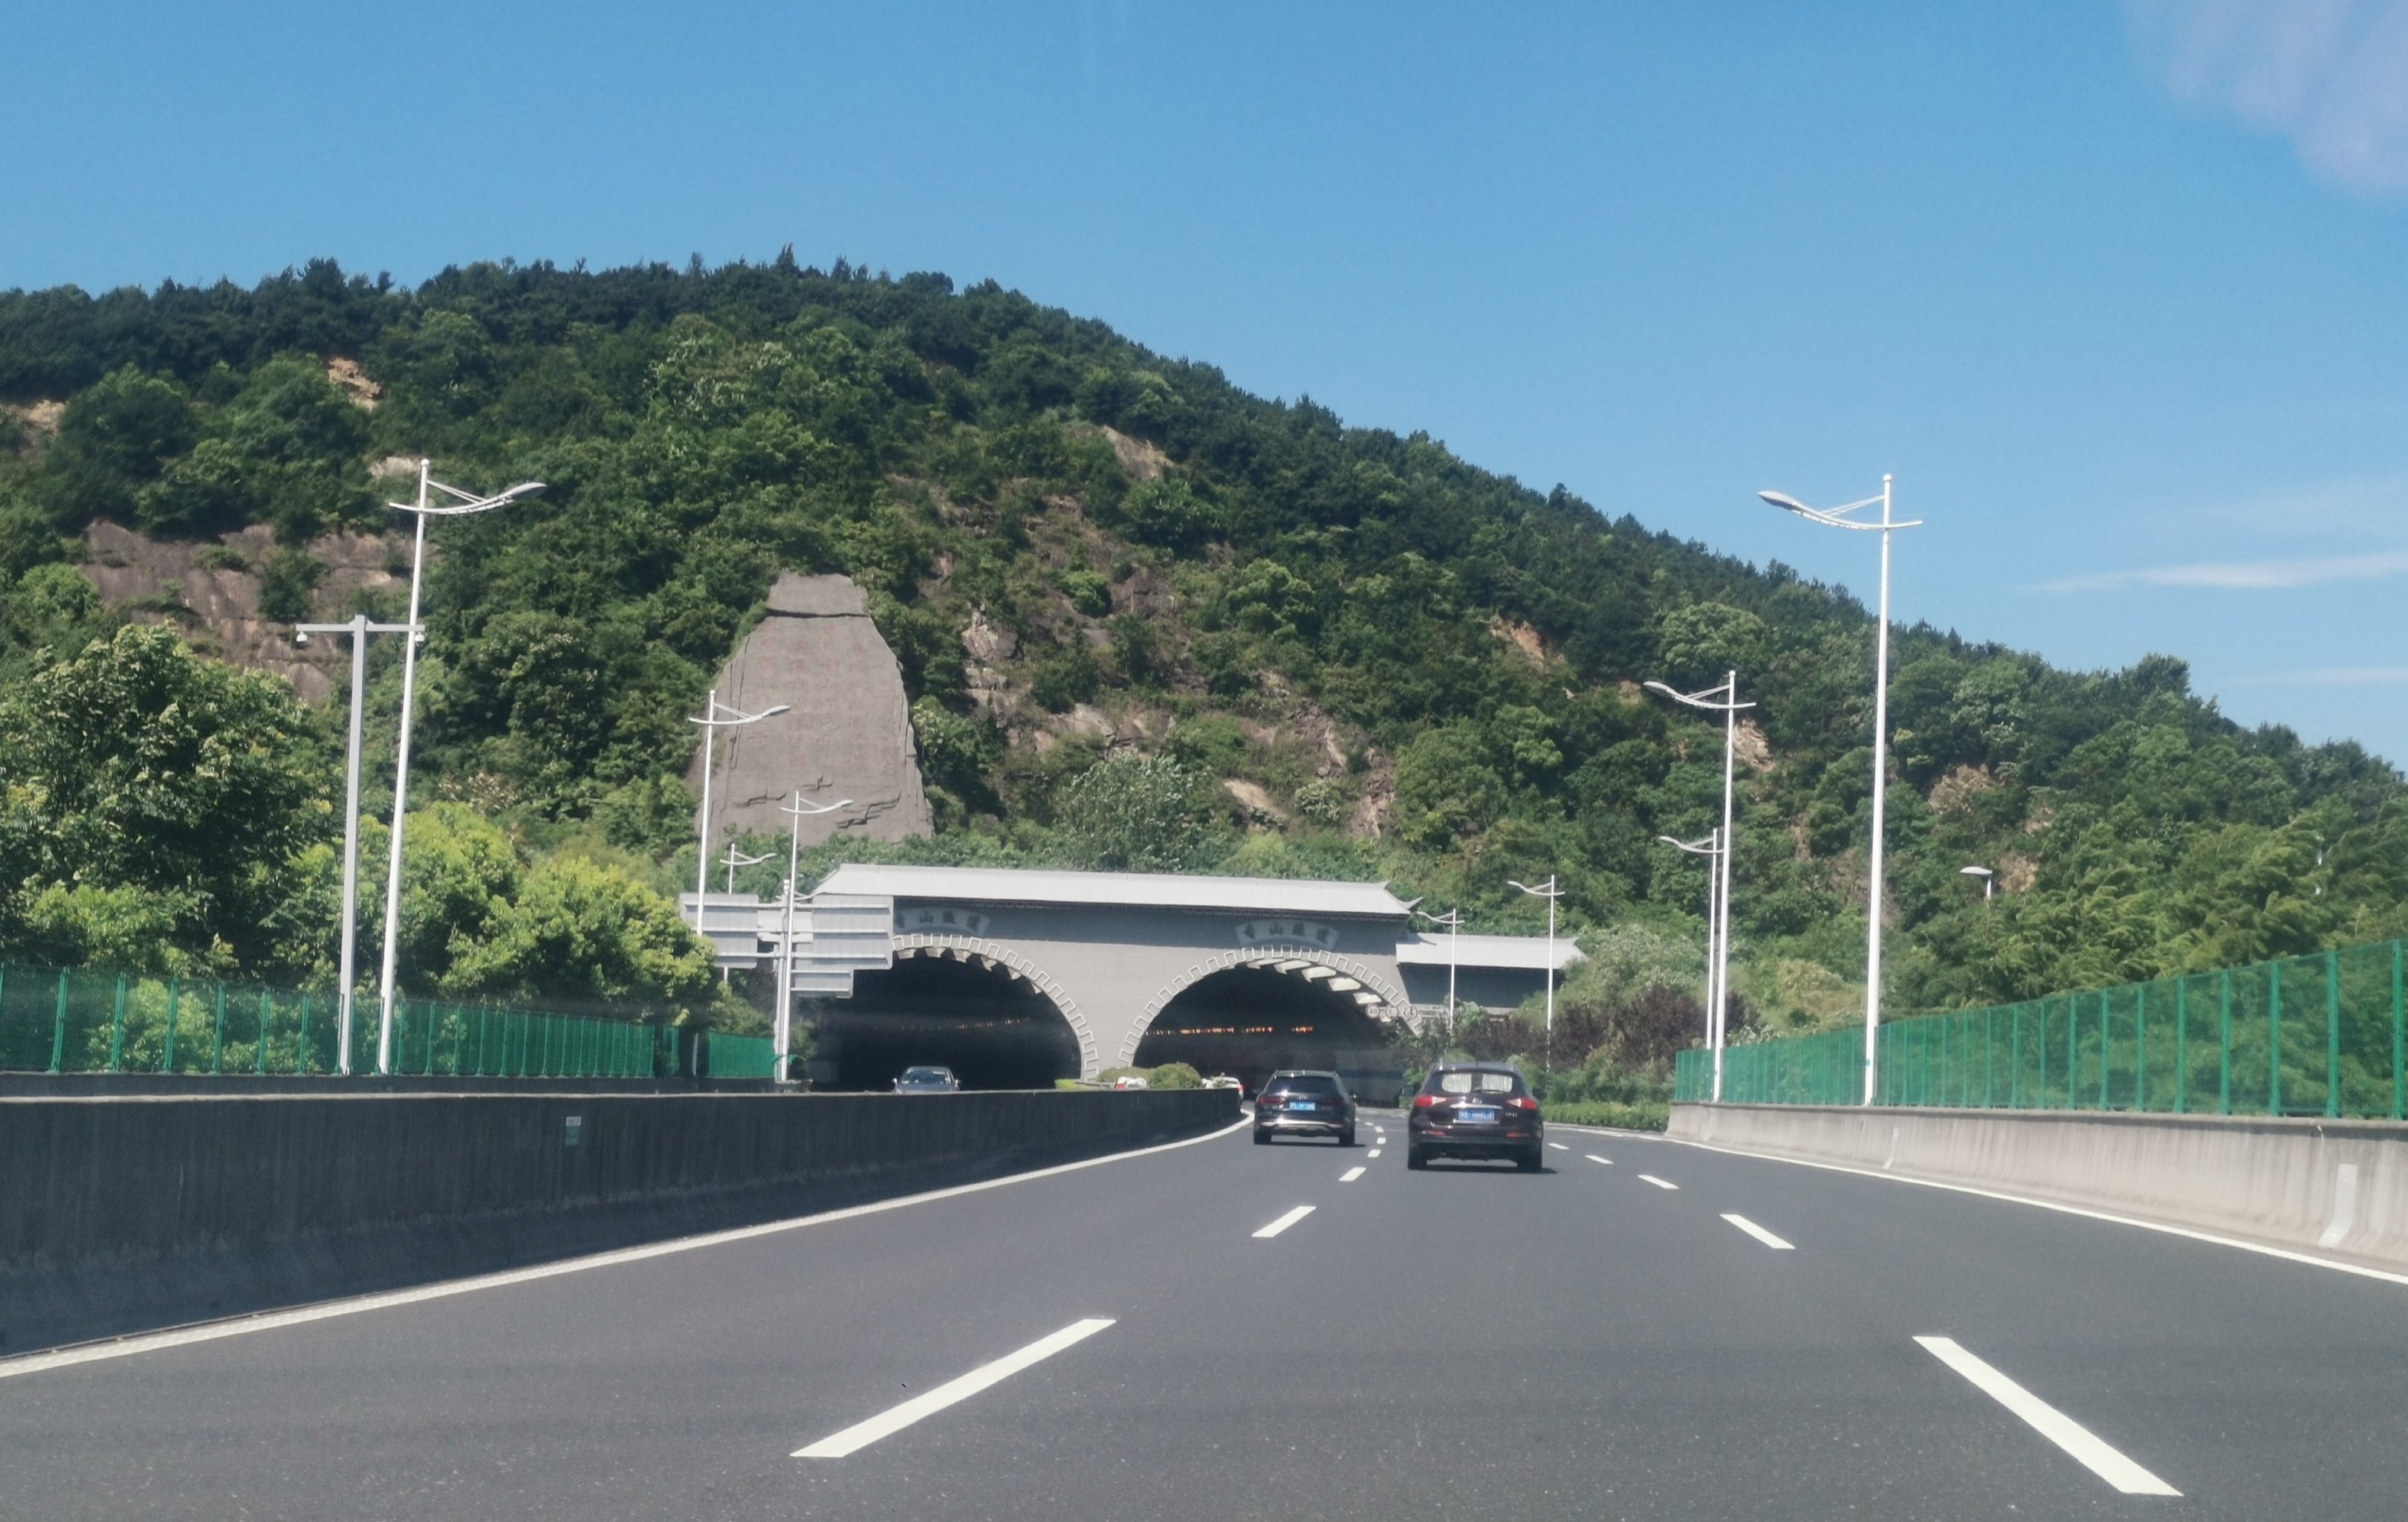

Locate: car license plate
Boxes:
[1457,1107,1498,1124]
[1290,1101,1317,1112]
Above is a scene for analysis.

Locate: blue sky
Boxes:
[9,2,2408,760]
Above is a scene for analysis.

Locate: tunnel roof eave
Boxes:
[812,863,1413,919]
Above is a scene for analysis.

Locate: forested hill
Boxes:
[0,255,2402,1035]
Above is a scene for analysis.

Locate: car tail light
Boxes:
[1413,1094,1441,1109]
[1508,1095,1539,1112]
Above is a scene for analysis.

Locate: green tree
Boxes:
[1057,751,1199,871]
[0,624,331,971]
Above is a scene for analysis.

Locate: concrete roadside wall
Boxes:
[1,1088,1235,1354]
[1671,1102,2408,1271]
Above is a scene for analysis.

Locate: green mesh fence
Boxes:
[0,963,692,1079]
[1676,937,2408,1119]
[699,1030,779,1079]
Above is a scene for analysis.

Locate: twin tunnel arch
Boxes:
[815,936,1407,1092]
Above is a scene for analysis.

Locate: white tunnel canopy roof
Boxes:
[1397,931,1586,972]
[811,863,1413,919]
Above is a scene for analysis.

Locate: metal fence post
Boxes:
[297,994,311,1076]
[107,974,126,1072]
[2011,1005,2022,1108]
[2219,969,2233,1115]
[2097,991,2109,1110]
[2270,962,2284,1117]
[2327,948,2342,1119]
[2394,940,2404,1123]
[211,984,227,1074]
[2175,980,2187,1115]
[256,991,270,1075]
[48,970,68,1074]
[2135,985,2147,1113]
[163,976,179,1074]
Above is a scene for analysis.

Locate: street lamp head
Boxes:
[1959,865,1993,877]
[758,704,792,719]
[293,629,310,647]
[1759,490,1811,514]
[1641,680,1679,699]
[502,482,546,500]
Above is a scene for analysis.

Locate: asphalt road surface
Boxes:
[8,1110,2408,1520]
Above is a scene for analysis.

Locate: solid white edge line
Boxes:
[0,1117,1252,1382]
[1637,1173,1679,1191]
[1253,1205,1316,1239]
[1583,1154,1614,1165]
[1720,1213,1795,1251]
[1635,1129,2408,1291]
[794,1318,1114,1459]
[1914,1335,2178,1496]
[1340,1166,1366,1182]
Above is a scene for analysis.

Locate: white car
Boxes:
[1201,1075,1243,1092]
[1112,1073,1149,1089]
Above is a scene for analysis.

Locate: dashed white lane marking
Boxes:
[1547,1142,1570,1151]
[794,1318,1114,1458]
[1721,1214,1795,1250]
[1638,1174,1679,1191]
[1340,1166,1366,1182]
[0,1118,1251,1383]
[1366,1148,1382,1158]
[1585,1154,1614,1165]
[1914,1336,2178,1496]
[1253,1205,1317,1239]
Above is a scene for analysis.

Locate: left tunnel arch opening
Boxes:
[811,951,1080,1091]
[1134,965,1403,1100]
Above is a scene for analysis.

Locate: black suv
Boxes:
[1407,1063,1542,1170]
[1253,1069,1357,1146]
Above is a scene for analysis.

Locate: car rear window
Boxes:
[1433,1070,1524,1095]
[1266,1075,1341,1096]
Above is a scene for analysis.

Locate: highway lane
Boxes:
[7,1108,2408,1518]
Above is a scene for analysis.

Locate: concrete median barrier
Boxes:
[1,1087,1236,1355]
[1671,1101,2408,1271]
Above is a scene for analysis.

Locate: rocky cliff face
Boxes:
[691,572,933,849]
[75,520,409,703]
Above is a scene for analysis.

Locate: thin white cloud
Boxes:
[2125,0,2408,196]
[2041,547,2408,592]
[2233,665,2408,684]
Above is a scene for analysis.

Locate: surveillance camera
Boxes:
[294,630,311,647]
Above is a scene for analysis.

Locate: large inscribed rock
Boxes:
[692,573,933,849]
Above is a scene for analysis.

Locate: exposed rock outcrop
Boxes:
[691,572,933,849]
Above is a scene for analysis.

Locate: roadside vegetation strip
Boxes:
[1253,1205,1316,1239]
[1720,1214,1795,1250]
[794,1319,1115,1459]
[1914,1336,2179,1496]
[0,1116,1250,1382]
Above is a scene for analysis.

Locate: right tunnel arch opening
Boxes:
[1132,963,1407,1102]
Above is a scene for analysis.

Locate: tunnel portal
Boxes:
[1133,965,1398,1097]
[814,951,1079,1091]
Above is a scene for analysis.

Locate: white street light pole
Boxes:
[774,791,853,1087]
[723,842,775,896]
[1643,672,1755,1101]
[1762,476,1924,1104]
[689,692,792,910]
[1961,864,1996,902]
[294,614,417,1075]
[1656,830,1726,1099]
[1413,906,1464,1039]
[1505,876,1563,1041]
[373,462,545,1074]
